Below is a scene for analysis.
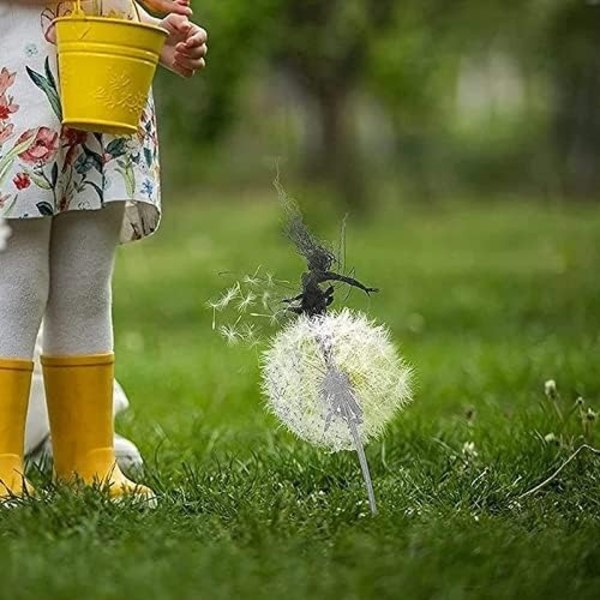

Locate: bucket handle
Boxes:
[71,0,143,23]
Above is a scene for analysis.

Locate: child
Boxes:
[0,0,208,500]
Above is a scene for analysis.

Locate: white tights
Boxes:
[0,204,124,360]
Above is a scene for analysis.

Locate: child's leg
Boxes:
[0,219,51,359]
[0,218,51,498]
[41,204,153,500]
[42,203,123,356]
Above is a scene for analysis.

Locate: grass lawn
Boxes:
[2,194,600,599]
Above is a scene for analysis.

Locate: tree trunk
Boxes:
[309,86,367,213]
[549,2,600,199]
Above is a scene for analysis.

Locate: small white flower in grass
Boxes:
[0,219,11,252]
[462,441,478,458]
[544,432,559,446]
[544,379,557,398]
[262,308,413,452]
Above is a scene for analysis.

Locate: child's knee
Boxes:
[48,273,112,322]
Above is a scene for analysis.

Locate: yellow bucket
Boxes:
[54,1,168,136]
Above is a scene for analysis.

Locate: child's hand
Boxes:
[159,14,208,78]
[139,0,193,17]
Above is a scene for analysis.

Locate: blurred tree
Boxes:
[544,0,600,198]
[269,0,396,212]
[367,0,534,198]
[157,0,398,210]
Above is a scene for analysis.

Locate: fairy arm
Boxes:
[322,272,379,295]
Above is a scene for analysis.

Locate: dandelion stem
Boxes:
[349,419,378,515]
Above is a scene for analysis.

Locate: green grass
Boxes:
[2,195,600,599]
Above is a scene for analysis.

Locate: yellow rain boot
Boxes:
[0,358,35,500]
[41,354,155,503]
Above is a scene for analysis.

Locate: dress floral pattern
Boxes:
[0,1,162,243]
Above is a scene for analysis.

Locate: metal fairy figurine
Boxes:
[275,176,379,318]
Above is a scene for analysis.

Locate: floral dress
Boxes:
[0,1,161,243]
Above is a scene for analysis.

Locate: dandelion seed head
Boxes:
[262,308,413,452]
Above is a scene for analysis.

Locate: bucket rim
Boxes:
[54,15,169,37]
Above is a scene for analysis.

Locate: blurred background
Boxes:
[154,0,600,208]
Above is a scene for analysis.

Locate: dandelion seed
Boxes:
[269,310,285,326]
[216,283,241,310]
[237,291,256,313]
[544,432,559,445]
[248,336,262,349]
[219,324,241,345]
[262,291,272,310]
[585,407,597,422]
[239,323,256,343]
[206,299,223,330]
[242,266,262,287]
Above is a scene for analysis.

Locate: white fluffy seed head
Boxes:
[262,308,413,452]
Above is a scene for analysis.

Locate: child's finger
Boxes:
[164,14,193,35]
[175,42,207,59]
[175,54,206,69]
[174,56,206,74]
[184,27,208,47]
[173,63,195,78]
